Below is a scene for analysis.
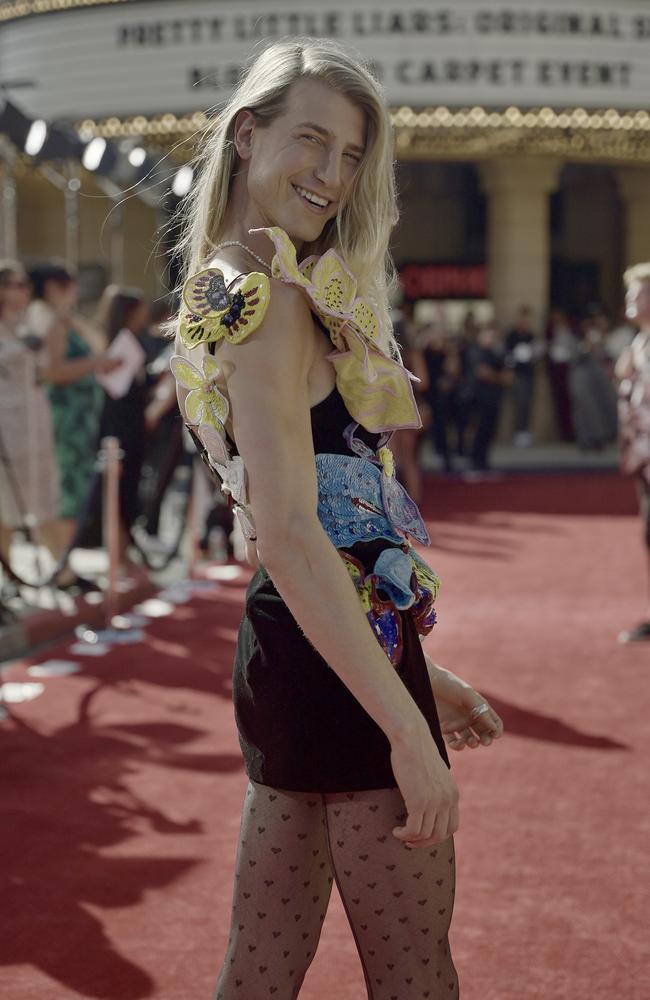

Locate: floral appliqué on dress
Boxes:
[171,264,273,539]
[169,352,256,539]
[169,230,441,660]
[252,226,422,434]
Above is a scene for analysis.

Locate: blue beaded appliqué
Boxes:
[315,446,440,667]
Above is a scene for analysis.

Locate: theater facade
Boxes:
[2,0,650,437]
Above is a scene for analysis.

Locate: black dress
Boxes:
[231,383,451,793]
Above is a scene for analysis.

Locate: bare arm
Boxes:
[43,322,99,385]
[614,345,634,382]
[423,653,474,702]
[67,312,106,353]
[215,281,425,745]
[43,317,121,385]
[423,651,504,747]
[145,371,178,429]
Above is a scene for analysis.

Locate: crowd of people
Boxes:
[0,254,641,602]
[0,258,182,594]
[390,298,630,499]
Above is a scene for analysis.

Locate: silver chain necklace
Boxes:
[212,240,272,272]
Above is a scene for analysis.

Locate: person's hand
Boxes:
[436,684,504,751]
[95,354,122,374]
[390,717,459,850]
[144,402,162,432]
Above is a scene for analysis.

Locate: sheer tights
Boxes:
[214,779,459,1000]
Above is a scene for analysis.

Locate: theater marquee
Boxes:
[1,0,649,120]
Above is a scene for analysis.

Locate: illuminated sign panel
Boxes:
[400,262,488,300]
[0,1,649,119]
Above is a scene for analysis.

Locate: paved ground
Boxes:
[2,471,646,1000]
[0,442,621,656]
[419,438,619,473]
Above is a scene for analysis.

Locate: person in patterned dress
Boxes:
[170,38,505,1000]
[616,263,650,642]
[27,263,119,590]
[0,261,59,567]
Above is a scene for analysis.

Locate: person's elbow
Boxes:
[255,508,322,575]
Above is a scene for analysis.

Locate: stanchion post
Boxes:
[101,436,121,627]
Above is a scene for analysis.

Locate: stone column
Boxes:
[0,139,18,259]
[617,167,650,269]
[478,157,562,443]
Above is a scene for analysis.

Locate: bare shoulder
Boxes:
[218,275,316,392]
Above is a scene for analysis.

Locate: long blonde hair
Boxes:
[171,36,400,357]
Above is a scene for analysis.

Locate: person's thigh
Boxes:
[214,780,334,1000]
[324,786,459,1000]
[635,474,650,549]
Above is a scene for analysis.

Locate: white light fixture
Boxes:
[82,136,107,171]
[24,119,47,156]
[128,146,146,167]
[171,164,193,197]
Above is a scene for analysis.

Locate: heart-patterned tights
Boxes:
[214,779,459,999]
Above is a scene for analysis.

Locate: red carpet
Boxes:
[1,472,648,1000]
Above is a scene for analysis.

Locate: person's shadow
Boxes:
[0,581,247,998]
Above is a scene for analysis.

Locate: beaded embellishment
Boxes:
[179,268,270,348]
[169,229,439,636]
[315,452,430,549]
[340,546,440,667]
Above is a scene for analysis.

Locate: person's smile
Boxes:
[291,183,335,215]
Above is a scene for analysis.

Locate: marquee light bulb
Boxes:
[171,164,193,197]
[82,136,106,171]
[128,146,146,167]
[24,119,47,156]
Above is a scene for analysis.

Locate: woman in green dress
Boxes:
[27,263,118,588]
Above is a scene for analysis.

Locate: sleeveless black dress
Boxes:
[231,382,451,793]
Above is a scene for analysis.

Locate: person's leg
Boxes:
[144,420,184,536]
[324,786,459,1000]
[392,430,422,505]
[450,388,470,457]
[512,371,533,436]
[429,393,451,470]
[39,518,79,585]
[471,401,490,470]
[0,524,14,565]
[214,780,334,1000]
[36,519,63,560]
[521,371,534,433]
[619,475,650,641]
[635,475,650,614]
[480,398,501,470]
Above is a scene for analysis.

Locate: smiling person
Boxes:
[170,38,503,1000]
